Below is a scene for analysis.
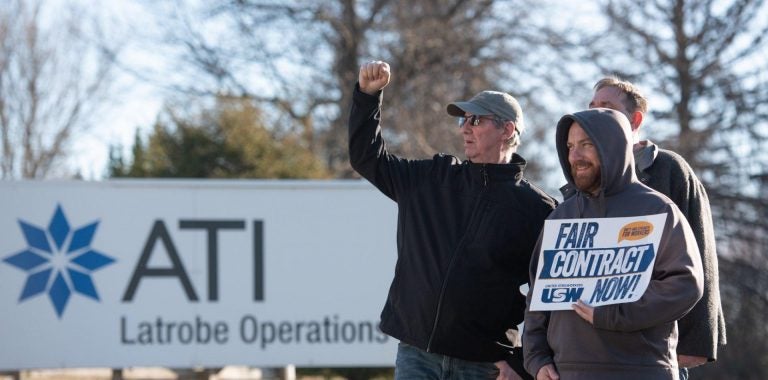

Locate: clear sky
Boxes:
[68,82,163,180]
[61,0,165,180]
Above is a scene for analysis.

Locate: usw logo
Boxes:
[541,287,584,303]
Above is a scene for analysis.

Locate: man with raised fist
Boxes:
[349,60,556,380]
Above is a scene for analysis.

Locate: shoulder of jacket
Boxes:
[520,179,559,209]
[432,153,463,165]
[629,182,680,211]
[651,149,707,191]
[548,197,579,219]
[653,149,694,172]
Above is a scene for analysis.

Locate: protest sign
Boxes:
[529,213,667,311]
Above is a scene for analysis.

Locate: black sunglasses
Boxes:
[457,115,503,127]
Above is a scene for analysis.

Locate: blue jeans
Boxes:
[679,367,689,380]
[395,342,500,380]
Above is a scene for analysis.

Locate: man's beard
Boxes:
[571,162,601,195]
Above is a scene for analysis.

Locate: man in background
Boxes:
[588,77,726,379]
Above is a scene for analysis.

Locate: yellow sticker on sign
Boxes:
[618,221,653,243]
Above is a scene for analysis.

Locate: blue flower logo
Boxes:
[3,204,115,318]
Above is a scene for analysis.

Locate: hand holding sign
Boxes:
[536,364,560,380]
[571,300,594,324]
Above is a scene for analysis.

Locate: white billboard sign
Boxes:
[0,180,398,370]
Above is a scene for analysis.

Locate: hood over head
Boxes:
[555,108,636,196]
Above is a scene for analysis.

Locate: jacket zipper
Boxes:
[426,166,488,352]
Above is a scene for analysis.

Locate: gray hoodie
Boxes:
[523,109,704,380]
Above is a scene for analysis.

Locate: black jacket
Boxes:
[348,84,556,362]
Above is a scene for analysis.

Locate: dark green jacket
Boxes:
[634,140,726,361]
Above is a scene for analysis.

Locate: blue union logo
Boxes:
[3,204,115,318]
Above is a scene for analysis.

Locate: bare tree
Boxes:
[374,0,544,159]
[590,0,768,254]
[134,0,558,181]
[131,0,381,176]
[714,254,768,379]
[0,0,117,179]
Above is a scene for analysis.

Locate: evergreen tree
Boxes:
[109,96,330,179]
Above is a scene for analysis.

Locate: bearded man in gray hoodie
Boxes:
[523,109,704,380]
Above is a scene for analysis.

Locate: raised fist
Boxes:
[359,60,391,95]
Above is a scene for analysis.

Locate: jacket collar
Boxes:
[466,153,526,183]
[633,139,659,172]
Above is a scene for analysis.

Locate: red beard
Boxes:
[571,161,601,195]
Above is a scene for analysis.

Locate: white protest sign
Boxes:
[530,213,667,311]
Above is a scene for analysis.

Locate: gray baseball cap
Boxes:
[447,90,524,128]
